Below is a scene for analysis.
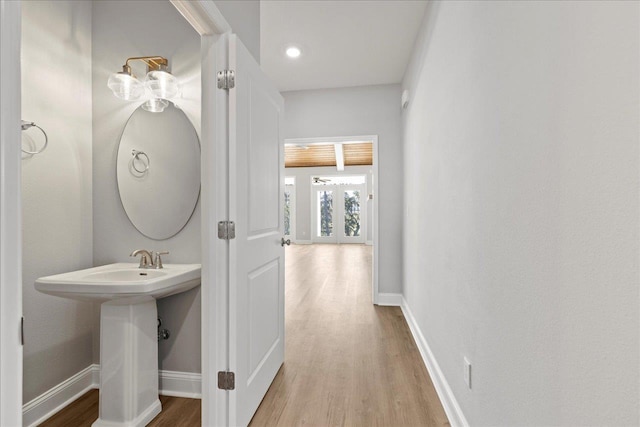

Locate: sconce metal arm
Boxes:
[121,56,169,75]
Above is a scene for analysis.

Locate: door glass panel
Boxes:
[284,190,291,236]
[343,190,361,237]
[317,190,333,237]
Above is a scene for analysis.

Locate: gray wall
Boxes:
[285,165,373,243]
[401,1,639,425]
[283,85,403,294]
[21,1,94,402]
[92,0,202,373]
[215,0,260,63]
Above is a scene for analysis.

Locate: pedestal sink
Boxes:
[35,263,201,427]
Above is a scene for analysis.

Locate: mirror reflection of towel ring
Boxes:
[21,120,49,155]
[131,149,150,174]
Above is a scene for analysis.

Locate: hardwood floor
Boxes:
[39,390,200,426]
[38,244,447,426]
[249,244,449,426]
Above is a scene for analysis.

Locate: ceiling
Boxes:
[260,1,428,92]
[285,142,373,168]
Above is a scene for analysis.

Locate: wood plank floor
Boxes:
[39,244,448,426]
[39,389,200,426]
[249,244,449,426]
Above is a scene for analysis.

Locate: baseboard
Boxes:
[401,298,469,427]
[159,369,202,398]
[23,364,98,427]
[365,240,373,246]
[376,293,402,306]
[23,364,201,426]
[293,239,312,245]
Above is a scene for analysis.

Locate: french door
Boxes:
[284,178,295,240]
[313,184,366,244]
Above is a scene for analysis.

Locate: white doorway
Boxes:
[284,135,380,304]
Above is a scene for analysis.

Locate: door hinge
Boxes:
[217,70,235,90]
[217,221,236,240]
[218,371,235,390]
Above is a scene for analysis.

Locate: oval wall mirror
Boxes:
[116,101,200,240]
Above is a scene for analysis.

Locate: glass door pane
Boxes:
[343,190,361,237]
[284,190,291,236]
[317,190,333,237]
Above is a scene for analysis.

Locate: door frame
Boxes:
[0,1,24,425]
[284,135,380,304]
[169,2,231,426]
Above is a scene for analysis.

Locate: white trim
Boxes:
[22,364,97,427]
[285,135,379,303]
[365,240,373,246]
[376,293,402,306]
[401,298,469,427]
[23,364,203,426]
[285,136,375,146]
[170,0,230,36]
[293,240,312,245]
[159,370,202,399]
[0,1,24,425]
[169,2,230,426]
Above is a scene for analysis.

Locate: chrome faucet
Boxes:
[130,249,154,268]
[130,249,169,269]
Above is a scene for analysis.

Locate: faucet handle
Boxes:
[154,251,169,269]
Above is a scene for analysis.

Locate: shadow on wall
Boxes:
[157,287,202,373]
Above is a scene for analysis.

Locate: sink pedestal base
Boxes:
[92,299,161,427]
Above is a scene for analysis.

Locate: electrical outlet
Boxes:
[463,357,472,389]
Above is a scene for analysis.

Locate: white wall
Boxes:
[402,1,639,425]
[215,0,260,63]
[92,0,201,373]
[283,85,402,293]
[285,165,373,243]
[21,1,94,402]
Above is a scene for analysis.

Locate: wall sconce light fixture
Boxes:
[107,56,179,112]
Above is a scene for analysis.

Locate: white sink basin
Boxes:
[35,262,201,303]
[35,262,201,427]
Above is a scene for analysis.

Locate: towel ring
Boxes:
[21,120,48,155]
[131,149,150,173]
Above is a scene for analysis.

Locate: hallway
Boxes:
[37,244,448,426]
[249,244,449,426]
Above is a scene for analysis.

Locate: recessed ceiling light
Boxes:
[285,46,302,58]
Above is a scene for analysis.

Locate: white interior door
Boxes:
[228,34,285,427]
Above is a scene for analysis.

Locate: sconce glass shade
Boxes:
[107,72,144,101]
[141,98,169,113]
[145,70,180,99]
